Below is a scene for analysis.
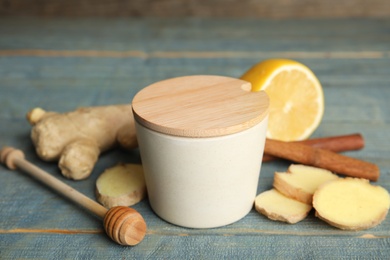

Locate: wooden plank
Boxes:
[1,57,390,117]
[0,17,390,258]
[0,18,389,52]
[1,233,390,258]
[1,0,390,18]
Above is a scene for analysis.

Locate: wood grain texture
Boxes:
[1,0,390,18]
[0,17,390,258]
[132,75,268,137]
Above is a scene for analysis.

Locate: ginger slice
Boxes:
[313,178,390,230]
[96,164,146,208]
[255,189,312,224]
[274,164,339,204]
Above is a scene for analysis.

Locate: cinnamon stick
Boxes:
[263,133,364,162]
[264,139,379,181]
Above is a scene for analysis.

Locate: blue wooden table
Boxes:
[1,17,390,258]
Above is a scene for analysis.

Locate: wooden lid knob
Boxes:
[132,75,269,137]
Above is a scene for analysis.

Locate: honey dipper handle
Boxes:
[0,147,107,218]
[264,139,380,181]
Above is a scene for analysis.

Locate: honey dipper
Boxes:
[0,147,146,246]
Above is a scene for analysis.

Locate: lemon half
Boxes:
[241,59,324,141]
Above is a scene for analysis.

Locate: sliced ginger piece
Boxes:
[274,164,339,204]
[313,178,390,230]
[96,163,146,208]
[255,189,312,224]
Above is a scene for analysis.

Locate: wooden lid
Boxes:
[132,75,269,138]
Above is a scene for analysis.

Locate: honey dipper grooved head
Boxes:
[104,206,147,246]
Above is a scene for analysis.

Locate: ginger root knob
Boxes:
[26,104,138,180]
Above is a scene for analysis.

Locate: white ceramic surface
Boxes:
[135,116,268,228]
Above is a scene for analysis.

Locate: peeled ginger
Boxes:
[255,189,312,224]
[313,178,390,230]
[96,163,146,208]
[274,164,339,204]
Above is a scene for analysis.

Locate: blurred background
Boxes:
[1,1,390,259]
[1,0,389,18]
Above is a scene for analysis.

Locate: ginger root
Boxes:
[26,105,138,180]
[96,163,146,208]
[273,164,339,204]
[313,178,390,230]
[255,189,312,224]
[256,164,390,230]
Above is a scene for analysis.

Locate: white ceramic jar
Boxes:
[132,75,269,228]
